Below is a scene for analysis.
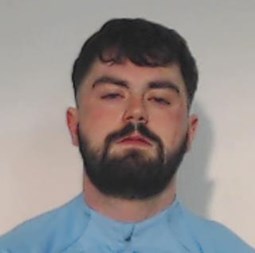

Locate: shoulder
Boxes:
[179,204,255,253]
[0,194,89,253]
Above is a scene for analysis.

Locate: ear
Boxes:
[66,107,79,146]
[186,114,199,151]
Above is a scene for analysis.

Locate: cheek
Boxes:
[88,109,109,120]
[79,102,124,142]
[85,104,123,125]
[150,108,188,147]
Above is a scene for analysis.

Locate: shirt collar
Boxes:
[78,193,180,242]
[72,193,200,252]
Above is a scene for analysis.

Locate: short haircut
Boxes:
[72,18,198,105]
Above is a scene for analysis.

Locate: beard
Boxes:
[78,122,188,200]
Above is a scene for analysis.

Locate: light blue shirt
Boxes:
[0,194,254,252]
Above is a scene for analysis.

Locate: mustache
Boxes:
[103,122,163,158]
[105,122,162,145]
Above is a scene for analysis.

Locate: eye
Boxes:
[149,97,171,105]
[101,93,123,100]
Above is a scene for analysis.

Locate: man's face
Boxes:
[67,59,198,199]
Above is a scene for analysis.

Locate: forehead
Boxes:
[80,59,187,94]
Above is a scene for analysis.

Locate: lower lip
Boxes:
[118,139,151,146]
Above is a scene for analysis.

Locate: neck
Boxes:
[83,175,176,223]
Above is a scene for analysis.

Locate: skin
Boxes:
[66,59,198,222]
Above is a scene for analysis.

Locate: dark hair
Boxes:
[72,18,198,105]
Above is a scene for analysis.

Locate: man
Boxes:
[0,18,254,253]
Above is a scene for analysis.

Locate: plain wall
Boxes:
[0,0,254,246]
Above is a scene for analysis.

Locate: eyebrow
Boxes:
[92,75,180,94]
[92,76,128,89]
[148,81,180,94]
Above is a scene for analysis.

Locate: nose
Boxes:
[123,96,148,125]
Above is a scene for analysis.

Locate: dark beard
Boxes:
[78,123,187,200]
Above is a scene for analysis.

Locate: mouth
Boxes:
[117,135,152,146]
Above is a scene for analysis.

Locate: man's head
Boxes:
[67,18,198,200]
[72,18,198,106]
